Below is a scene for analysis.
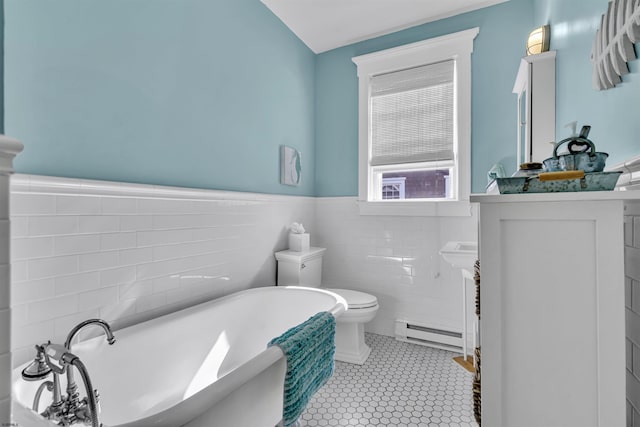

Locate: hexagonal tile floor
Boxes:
[299,333,478,427]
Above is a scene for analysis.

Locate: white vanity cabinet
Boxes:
[471,192,630,427]
[513,51,556,165]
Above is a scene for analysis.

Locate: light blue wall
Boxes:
[314,0,534,196]
[9,1,634,197]
[534,0,640,166]
[4,0,316,195]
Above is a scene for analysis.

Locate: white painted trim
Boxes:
[0,135,24,175]
[512,51,556,165]
[0,135,19,425]
[512,50,557,94]
[352,28,479,215]
[11,174,316,202]
[352,27,480,75]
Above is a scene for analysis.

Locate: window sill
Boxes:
[357,200,473,217]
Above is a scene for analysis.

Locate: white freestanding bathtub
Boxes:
[12,286,347,427]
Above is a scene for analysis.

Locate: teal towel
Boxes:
[268,311,336,427]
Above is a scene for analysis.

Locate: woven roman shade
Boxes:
[370,59,455,167]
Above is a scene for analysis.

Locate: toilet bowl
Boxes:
[274,248,379,365]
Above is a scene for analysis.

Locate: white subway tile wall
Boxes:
[0,222,9,266]
[10,174,316,367]
[626,201,640,426]
[315,198,477,339]
[0,266,9,308]
[10,177,479,373]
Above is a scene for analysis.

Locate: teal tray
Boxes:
[495,171,622,194]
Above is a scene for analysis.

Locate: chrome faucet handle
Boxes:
[43,343,72,375]
[21,343,52,381]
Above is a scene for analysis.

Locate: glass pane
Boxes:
[382,169,450,199]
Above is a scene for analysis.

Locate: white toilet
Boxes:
[275,247,379,365]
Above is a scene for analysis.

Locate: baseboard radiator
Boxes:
[394,320,463,352]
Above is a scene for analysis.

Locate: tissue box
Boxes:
[289,233,310,252]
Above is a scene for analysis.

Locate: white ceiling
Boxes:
[261,0,509,53]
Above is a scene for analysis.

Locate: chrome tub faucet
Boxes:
[21,319,116,427]
[65,318,116,349]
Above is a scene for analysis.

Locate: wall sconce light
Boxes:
[526,25,550,55]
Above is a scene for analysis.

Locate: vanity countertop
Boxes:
[471,189,640,204]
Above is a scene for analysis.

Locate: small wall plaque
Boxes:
[280,145,301,186]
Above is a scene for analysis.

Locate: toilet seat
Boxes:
[325,288,378,309]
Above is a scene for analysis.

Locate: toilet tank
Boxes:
[274,247,326,287]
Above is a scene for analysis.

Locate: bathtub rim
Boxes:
[111,285,347,338]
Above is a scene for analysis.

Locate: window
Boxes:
[382,177,406,199]
[372,60,455,200]
[352,28,479,216]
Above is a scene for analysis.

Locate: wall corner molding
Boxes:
[0,135,21,423]
[0,135,24,175]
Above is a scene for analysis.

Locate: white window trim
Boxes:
[352,27,479,217]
